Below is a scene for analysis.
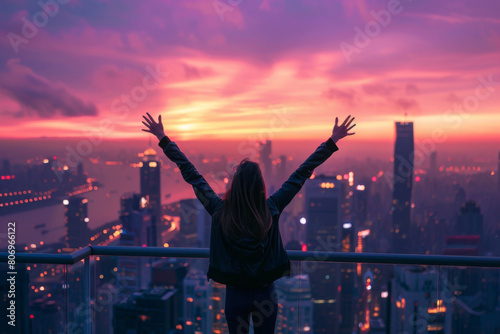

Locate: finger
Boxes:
[347,132,355,136]
[335,117,338,127]
[158,115,162,123]
[146,112,155,123]
[141,129,152,133]
[346,117,355,126]
[347,124,356,131]
[142,115,152,124]
[142,121,151,128]
[341,115,351,126]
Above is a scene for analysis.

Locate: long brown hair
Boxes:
[220,158,272,240]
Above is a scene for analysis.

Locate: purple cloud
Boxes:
[0,59,97,118]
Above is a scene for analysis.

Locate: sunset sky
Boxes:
[1,0,499,146]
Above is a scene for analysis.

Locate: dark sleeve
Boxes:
[159,136,222,216]
[267,137,339,215]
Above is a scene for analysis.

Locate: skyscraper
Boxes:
[112,287,178,333]
[63,196,90,248]
[389,266,450,333]
[304,175,342,332]
[177,198,211,248]
[339,221,356,334]
[455,200,483,237]
[140,147,162,246]
[392,121,414,254]
[430,151,437,176]
[183,270,214,333]
[275,275,313,333]
[259,140,272,185]
[117,193,153,296]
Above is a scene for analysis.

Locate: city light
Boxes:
[343,222,352,229]
[300,217,307,224]
[358,229,370,238]
[320,182,335,189]
[63,199,69,205]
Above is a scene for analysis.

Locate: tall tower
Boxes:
[140,147,161,246]
[392,121,414,254]
[258,140,272,186]
[305,175,342,332]
[340,221,356,334]
[456,200,483,237]
[117,193,153,296]
[430,151,437,175]
[64,196,90,248]
[275,275,314,333]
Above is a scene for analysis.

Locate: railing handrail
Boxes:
[2,245,500,268]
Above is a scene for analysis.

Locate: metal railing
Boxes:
[3,245,500,267]
[2,246,500,334]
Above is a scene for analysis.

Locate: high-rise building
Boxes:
[183,270,214,333]
[178,198,211,248]
[259,140,272,185]
[210,281,228,333]
[353,183,368,228]
[275,275,313,333]
[390,266,451,334]
[63,196,90,248]
[140,147,162,246]
[117,193,153,296]
[340,221,356,334]
[112,287,178,333]
[455,200,483,237]
[2,158,11,174]
[120,192,152,246]
[430,151,437,175]
[392,121,414,254]
[304,175,342,332]
[276,154,287,181]
[151,258,190,321]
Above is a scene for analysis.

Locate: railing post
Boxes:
[83,256,91,334]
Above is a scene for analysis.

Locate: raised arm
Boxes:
[267,115,356,215]
[141,112,222,216]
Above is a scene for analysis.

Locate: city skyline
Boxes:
[1,118,500,333]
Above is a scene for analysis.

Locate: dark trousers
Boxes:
[225,282,278,334]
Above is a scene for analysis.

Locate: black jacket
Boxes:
[159,136,339,288]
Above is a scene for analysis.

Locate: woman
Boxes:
[141,112,356,333]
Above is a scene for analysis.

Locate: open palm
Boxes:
[141,112,166,140]
[331,115,356,143]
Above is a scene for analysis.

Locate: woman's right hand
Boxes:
[141,112,166,141]
[330,115,356,143]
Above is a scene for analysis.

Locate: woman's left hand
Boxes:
[141,112,166,140]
